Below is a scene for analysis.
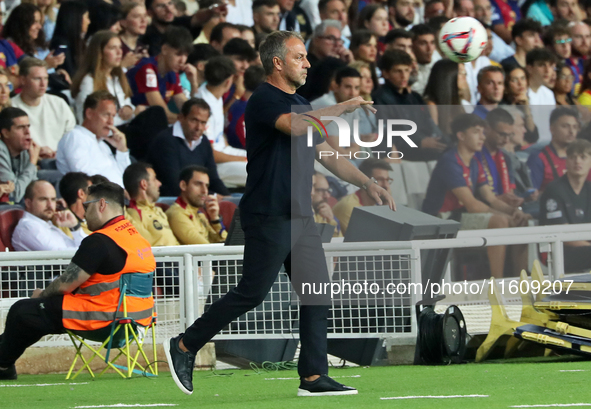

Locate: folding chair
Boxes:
[65,272,158,379]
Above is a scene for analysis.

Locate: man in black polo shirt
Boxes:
[164,30,395,397]
[540,139,591,273]
[372,49,450,161]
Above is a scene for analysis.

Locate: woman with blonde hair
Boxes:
[0,68,11,112]
[72,30,136,125]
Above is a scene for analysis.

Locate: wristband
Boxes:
[70,222,82,232]
[361,177,378,191]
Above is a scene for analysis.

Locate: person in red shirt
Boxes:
[127,26,198,124]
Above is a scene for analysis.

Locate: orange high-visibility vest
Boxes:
[62,216,156,331]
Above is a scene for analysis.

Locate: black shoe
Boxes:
[0,365,17,381]
[297,374,358,396]
[163,335,195,395]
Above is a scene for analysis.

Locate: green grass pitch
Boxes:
[3,359,591,409]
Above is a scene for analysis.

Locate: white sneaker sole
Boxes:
[162,338,193,396]
[297,388,358,396]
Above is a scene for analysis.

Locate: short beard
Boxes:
[395,14,413,27]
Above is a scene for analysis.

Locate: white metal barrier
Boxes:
[1,223,590,347]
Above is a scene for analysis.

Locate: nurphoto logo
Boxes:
[306,116,418,160]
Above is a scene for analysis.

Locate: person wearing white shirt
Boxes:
[11,58,76,157]
[526,48,557,144]
[226,0,254,26]
[195,56,247,187]
[464,55,494,105]
[56,91,131,188]
[12,180,86,251]
[74,74,135,126]
[410,24,441,95]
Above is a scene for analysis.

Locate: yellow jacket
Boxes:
[166,198,227,244]
[332,191,362,235]
[313,212,343,237]
[125,200,180,247]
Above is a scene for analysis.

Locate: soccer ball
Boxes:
[439,17,488,63]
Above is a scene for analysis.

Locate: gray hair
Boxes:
[312,19,342,39]
[260,30,305,76]
[503,106,525,122]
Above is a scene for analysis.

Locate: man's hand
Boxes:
[183,64,198,86]
[420,136,447,151]
[511,208,531,227]
[366,182,396,211]
[338,96,376,114]
[39,146,56,159]
[31,288,44,298]
[105,126,128,152]
[54,210,78,228]
[316,202,335,222]
[499,192,524,208]
[121,51,141,68]
[205,195,220,220]
[29,141,41,165]
[56,69,71,84]
[526,189,539,202]
[0,181,15,195]
[119,106,134,121]
[335,46,354,63]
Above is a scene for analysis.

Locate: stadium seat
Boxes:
[400,161,431,210]
[0,208,24,251]
[388,163,408,207]
[218,201,237,226]
[65,272,158,380]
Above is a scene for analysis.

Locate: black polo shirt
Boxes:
[241,82,320,218]
[540,175,591,226]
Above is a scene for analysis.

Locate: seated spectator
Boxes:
[226,0,254,26]
[476,108,525,207]
[349,30,378,86]
[473,66,505,119]
[502,107,540,215]
[86,1,123,38]
[373,49,449,161]
[208,22,241,52]
[501,19,543,68]
[12,180,85,251]
[490,0,522,44]
[226,65,266,150]
[312,66,380,156]
[526,48,558,144]
[193,3,231,45]
[127,26,198,125]
[474,0,516,62]
[540,139,591,272]
[568,22,591,89]
[119,2,150,69]
[3,4,65,74]
[312,172,342,237]
[307,20,353,69]
[527,107,585,191]
[555,61,578,106]
[546,25,573,62]
[222,38,257,109]
[12,58,76,157]
[237,25,256,49]
[410,24,441,96]
[37,0,59,42]
[318,0,352,43]
[333,158,392,234]
[56,91,131,188]
[502,65,540,145]
[195,56,247,187]
[422,113,529,278]
[358,4,389,54]
[525,0,554,26]
[388,0,416,30]
[423,59,469,135]
[187,44,220,88]
[123,162,180,246]
[58,172,93,235]
[0,108,39,203]
[549,0,584,23]
[166,165,227,244]
[148,98,230,196]
[252,0,281,35]
[72,31,137,126]
[384,28,414,53]
[277,0,312,37]
[0,68,11,112]
[49,1,90,78]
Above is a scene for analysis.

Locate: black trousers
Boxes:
[0,296,64,367]
[183,214,331,377]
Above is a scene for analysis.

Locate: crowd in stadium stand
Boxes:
[0,0,591,281]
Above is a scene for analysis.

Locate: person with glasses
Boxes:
[568,21,591,94]
[555,62,578,105]
[12,180,86,251]
[333,158,393,235]
[0,181,155,381]
[307,19,352,68]
[311,172,342,237]
[58,172,93,235]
